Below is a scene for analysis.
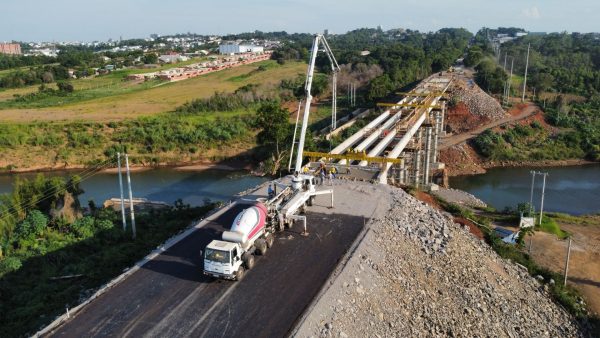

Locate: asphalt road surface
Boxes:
[48,202,367,337]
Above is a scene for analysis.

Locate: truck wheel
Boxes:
[307,196,313,206]
[265,234,274,248]
[235,266,245,281]
[255,239,268,255]
[243,254,255,269]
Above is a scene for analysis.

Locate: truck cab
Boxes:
[203,240,243,280]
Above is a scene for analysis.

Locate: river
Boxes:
[0,168,269,207]
[450,164,600,215]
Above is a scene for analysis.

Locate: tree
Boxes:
[143,53,158,64]
[255,101,290,174]
[57,81,74,93]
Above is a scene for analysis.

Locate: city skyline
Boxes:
[1,0,599,42]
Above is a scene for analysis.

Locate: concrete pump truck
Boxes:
[203,34,339,281]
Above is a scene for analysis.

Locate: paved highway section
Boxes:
[48,197,368,337]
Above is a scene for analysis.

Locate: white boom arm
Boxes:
[293,34,340,175]
[294,34,321,174]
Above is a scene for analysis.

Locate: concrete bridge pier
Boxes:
[424,126,432,185]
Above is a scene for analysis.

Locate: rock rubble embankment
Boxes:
[295,187,583,338]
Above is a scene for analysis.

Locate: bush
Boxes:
[0,257,22,275]
[14,210,48,240]
[70,216,95,238]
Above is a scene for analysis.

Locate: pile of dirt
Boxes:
[438,143,486,176]
[450,78,507,122]
[295,186,585,337]
[445,102,490,134]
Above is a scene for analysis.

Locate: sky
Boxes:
[1,0,599,42]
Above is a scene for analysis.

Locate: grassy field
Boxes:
[0,60,305,122]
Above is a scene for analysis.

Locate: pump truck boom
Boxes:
[203,34,337,281]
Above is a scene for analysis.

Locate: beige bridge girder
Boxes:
[323,73,453,186]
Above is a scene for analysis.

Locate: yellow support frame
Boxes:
[395,91,448,98]
[376,102,441,109]
[304,151,403,164]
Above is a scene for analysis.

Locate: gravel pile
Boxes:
[295,187,583,338]
[451,79,507,121]
[434,187,488,208]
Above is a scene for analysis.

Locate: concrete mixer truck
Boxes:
[203,202,275,280]
[203,34,337,281]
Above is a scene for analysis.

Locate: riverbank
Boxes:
[0,158,255,175]
[440,142,598,177]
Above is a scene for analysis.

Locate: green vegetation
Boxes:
[0,174,217,337]
[474,58,508,93]
[538,214,568,239]
[472,122,585,161]
[472,94,600,162]
[434,196,590,323]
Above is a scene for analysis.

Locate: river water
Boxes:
[450,164,600,215]
[0,168,269,207]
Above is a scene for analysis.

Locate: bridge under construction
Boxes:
[305,73,453,189]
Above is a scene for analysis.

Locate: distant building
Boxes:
[515,32,528,37]
[219,43,264,55]
[159,54,189,63]
[0,43,22,55]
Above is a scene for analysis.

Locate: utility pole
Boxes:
[125,154,136,239]
[564,237,572,287]
[522,43,530,102]
[503,52,507,71]
[539,172,548,226]
[117,153,127,231]
[507,57,514,104]
[529,170,536,214]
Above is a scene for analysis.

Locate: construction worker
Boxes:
[267,184,274,199]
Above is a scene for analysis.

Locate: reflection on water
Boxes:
[450,164,600,215]
[0,168,269,207]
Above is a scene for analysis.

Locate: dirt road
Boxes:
[440,103,539,150]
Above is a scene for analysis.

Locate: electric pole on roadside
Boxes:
[564,237,572,287]
[522,43,530,102]
[539,172,548,226]
[507,57,514,105]
[529,170,536,214]
[125,154,136,239]
[117,153,127,231]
